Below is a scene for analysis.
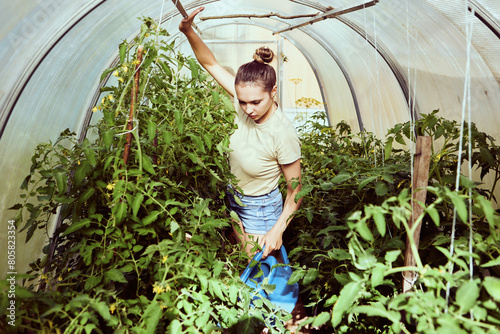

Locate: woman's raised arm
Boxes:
[179,7,235,97]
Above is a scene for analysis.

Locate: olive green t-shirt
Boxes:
[229,101,301,196]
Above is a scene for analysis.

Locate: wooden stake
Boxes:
[123,45,144,165]
[403,136,432,292]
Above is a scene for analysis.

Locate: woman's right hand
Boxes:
[179,6,204,33]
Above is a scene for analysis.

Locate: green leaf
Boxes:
[455,279,479,312]
[295,184,314,201]
[395,133,406,146]
[358,175,378,191]
[104,269,128,283]
[332,172,352,184]
[303,269,319,285]
[188,58,199,79]
[328,249,351,261]
[209,279,226,301]
[211,90,220,104]
[483,276,500,302]
[142,155,156,175]
[311,312,331,328]
[320,181,334,191]
[63,219,91,236]
[170,220,180,234]
[371,263,386,288]
[425,205,441,226]
[352,304,400,325]
[195,306,211,328]
[476,195,499,232]
[100,66,117,83]
[356,221,374,241]
[384,250,401,263]
[83,148,97,166]
[369,206,386,237]
[229,284,239,304]
[90,301,112,321]
[119,41,127,63]
[132,194,144,217]
[54,172,66,194]
[143,211,160,225]
[162,131,173,146]
[85,275,102,290]
[356,253,377,270]
[79,188,95,203]
[230,210,240,222]
[144,301,163,334]
[481,257,500,268]
[384,137,394,161]
[147,120,157,142]
[288,270,305,285]
[168,320,182,334]
[174,109,184,134]
[189,134,206,153]
[332,281,362,327]
[115,201,128,224]
[375,181,389,196]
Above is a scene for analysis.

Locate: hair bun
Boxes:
[253,46,274,64]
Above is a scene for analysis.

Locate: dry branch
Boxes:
[199,12,320,21]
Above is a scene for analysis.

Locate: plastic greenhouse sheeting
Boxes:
[0,0,499,277]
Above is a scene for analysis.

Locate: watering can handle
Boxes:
[240,245,290,282]
[240,246,265,282]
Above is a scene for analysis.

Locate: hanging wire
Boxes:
[466,5,475,322]
[372,6,385,166]
[400,0,420,289]
[138,0,168,106]
[406,0,415,215]
[445,0,475,311]
[362,4,376,168]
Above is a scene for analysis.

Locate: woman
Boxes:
[179,7,302,259]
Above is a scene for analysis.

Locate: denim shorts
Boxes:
[227,187,283,234]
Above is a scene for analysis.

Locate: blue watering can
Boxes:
[240,245,299,313]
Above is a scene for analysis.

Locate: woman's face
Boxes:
[235,83,277,124]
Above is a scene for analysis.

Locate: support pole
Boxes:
[403,136,432,293]
[123,45,144,165]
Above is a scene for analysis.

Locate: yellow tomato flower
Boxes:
[92,107,98,112]
[118,77,124,83]
[122,65,128,73]
[153,283,165,294]
[113,70,119,77]
[106,180,117,191]
[162,255,168,263]
[108,95,114,101]
[109,303,117,314]
[58,276,63,281]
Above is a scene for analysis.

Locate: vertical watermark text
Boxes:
[6,219,17,327]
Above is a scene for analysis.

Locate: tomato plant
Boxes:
[3,17,500,334]
[3,18,291,334]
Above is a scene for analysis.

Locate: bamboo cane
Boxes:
[123,45,144,165]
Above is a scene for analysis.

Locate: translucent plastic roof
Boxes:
[1,0,499,275]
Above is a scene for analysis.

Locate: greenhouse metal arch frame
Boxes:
[1,0,499,279]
